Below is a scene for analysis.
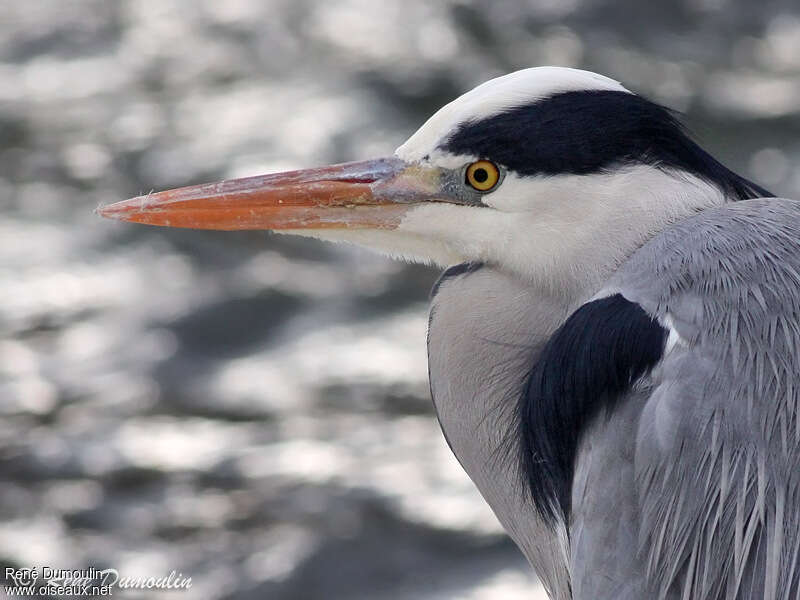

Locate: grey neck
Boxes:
[427,265,575,599]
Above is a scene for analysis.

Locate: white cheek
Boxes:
[484,165,726,221]
[396,203,562,285]
[483,172,543,212]
[397,203,499,263]
[483,171,617,228]
[280,225,463,268]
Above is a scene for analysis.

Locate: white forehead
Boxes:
[396,67,630,164]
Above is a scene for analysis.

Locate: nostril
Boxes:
[330,176,380,184]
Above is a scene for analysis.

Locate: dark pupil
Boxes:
[473,168,489,183]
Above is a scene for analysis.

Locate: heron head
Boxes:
[100,67,766,292]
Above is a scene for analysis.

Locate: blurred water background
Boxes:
[1,1,800,598]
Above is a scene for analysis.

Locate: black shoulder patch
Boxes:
[518,293,667,525]
[440,90,771,201]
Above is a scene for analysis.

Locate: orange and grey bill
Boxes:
[97,157,442,231]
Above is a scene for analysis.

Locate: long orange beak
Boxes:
[98,157,443,231]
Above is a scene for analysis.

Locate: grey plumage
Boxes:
[99,66,800,600]
[430,199,800,599]
[429,266,573,599]
[607,198,800,600]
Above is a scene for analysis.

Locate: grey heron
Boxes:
[99,67,800,600]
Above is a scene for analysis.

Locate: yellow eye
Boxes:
[465,160,500,192]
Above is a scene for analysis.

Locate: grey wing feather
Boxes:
[594,198,800,600]
[571,393,657,600]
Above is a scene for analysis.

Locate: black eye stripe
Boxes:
[439,90,770,201]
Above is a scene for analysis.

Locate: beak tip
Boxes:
[96,193,155,222]
[96,202,125,221]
